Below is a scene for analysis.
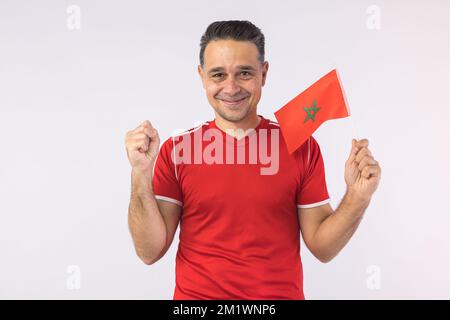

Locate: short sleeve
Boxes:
[152,137,183,207]
[296,136,330,208]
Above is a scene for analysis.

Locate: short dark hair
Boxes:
[199,20,265,67]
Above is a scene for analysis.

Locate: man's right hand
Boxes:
[125,120,160,174]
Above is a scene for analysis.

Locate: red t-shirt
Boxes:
[152,115,330,299]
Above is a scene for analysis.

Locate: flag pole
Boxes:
[350,115,358,141]
[335,69,358,142]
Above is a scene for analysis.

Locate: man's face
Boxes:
[198,40,268,123]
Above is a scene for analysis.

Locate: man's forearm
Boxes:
[312,190,370,262]
[128,170,167,264]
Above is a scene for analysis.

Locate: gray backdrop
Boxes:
[1,0,449,299]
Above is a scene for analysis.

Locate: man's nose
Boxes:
[222,77,240,96]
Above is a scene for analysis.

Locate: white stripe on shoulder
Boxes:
[155,195,183,207]
[297,198,330,209]
[172,135,178,181]
[269,121,280,126]
[172,121,208,138]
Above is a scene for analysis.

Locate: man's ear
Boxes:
[261,61,269,87]
[197,65,205,89]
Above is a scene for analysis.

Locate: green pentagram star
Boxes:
[303,100,321,123]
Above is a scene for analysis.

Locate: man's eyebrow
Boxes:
[207,67,225,74]
[236,65,257,71]
[207,65,257,74]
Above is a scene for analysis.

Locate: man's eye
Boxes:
[212,73,223,78]
[240,71,252,77]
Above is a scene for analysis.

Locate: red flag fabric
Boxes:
[274,69,350,154]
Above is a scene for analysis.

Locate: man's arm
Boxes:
[128,170,181,265]
[298,191,369,263]
[125,120,181,265]
[298,138,381,263]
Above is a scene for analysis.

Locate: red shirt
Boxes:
[152,115,330,299]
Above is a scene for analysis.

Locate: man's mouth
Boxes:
[219,96,248,107]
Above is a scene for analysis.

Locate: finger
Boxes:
[356,138,369,149]
[362,165,380,179]
[346,139,359,164]
[143,126,159,141]
[142,126,152,139]
[132,120,154,135]
[130,133,149,142]
[153,129,160,142]
[127,134,149,150]
[142,120,155,131]
[131,140,148,153]
[355,147,373,164]
[148,130,160,155]
[358,156,377,171]
[125,131,143,144]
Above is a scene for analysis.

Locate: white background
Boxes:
[1,0,449,299]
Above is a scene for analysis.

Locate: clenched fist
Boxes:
[125,120,160,174]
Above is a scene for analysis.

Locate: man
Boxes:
[125,20,381,299]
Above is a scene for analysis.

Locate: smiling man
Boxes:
[198,34,266,132]
[125,20,381,299]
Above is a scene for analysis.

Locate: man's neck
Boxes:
[214,113,262,139]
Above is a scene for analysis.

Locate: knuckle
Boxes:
[143,120,153,129]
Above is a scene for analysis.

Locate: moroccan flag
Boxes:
[274,69,350,154]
